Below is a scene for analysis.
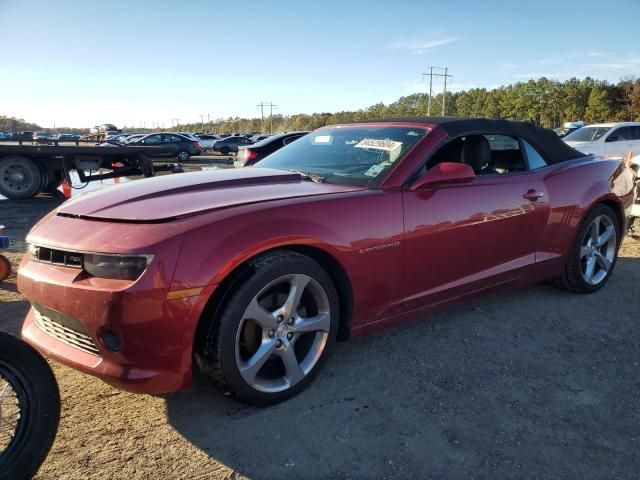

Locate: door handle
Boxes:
[523,189,544,201]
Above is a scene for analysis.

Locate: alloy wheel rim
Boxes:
[235,273,330,393]
[580,215,617,285]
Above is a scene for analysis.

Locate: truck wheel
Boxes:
[0,156,43,199]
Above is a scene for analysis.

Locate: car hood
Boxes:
[57,168,365,222]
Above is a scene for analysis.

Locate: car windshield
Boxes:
[255,125,426,187]
[564,126,611,142]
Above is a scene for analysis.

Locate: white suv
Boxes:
[563,122,640,159]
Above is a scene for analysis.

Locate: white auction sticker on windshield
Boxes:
[314,135,332,144]
[354,139,402,152]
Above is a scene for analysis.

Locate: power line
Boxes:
[422,67,453,116]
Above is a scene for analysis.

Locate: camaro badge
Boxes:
[358,241,401,254]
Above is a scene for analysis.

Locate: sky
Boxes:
[1,0,639,128]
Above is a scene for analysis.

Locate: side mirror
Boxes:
[410,162,475,191]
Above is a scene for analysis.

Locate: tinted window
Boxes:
[283,134,305,146]
[522,140,547,170]
[607,127,633,142]
[143,135,161,144]
[564,126,611,142]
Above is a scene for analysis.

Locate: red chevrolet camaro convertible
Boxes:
[18,118,635,405]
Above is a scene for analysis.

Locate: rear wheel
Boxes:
[177,150,190,162]
[220,146,230,156]
[0,156,43,199]
[554,205,620,293]
[198,251,339,406]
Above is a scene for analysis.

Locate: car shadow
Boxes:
[165,256,640,479]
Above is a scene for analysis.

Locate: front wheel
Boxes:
[198,251,339,406]
[554,204,620,293]
[0,332,60,479]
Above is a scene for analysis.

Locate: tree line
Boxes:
[179,77,640,134]
[3,77,640,135]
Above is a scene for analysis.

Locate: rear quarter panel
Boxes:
[536,156,634,275]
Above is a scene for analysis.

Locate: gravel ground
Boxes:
[1,169,639,479]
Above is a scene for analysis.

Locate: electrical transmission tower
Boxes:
[422,67,453,116]
[257,102,277,133]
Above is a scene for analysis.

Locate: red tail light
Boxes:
[246,149,258,163]
[192,141,199,148]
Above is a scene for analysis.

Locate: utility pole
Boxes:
[171,118,180,131]
[422,67,453,116]
[442,67,448,116]
[257,102,277,133]
[257,102,266,132]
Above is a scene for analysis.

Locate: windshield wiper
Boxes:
[287,169,325,183]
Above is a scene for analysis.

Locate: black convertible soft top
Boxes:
[356,116,584,164]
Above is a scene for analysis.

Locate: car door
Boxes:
[603,126,637,158]
[402,135,550,312]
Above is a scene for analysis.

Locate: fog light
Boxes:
[99,327,122,352]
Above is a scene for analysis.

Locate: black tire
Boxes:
[220,146,230,156]
[553,204,620,293]
[0,255,10,282]
[0,332,60,480]
[0,156,43,199]
[198,250,340,406]
[177,150,190,162]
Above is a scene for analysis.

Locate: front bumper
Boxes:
[19,254,216,394]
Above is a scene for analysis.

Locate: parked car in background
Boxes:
[11,131,34,141]
[0,132,10,140]
[56,133,81,141]
[249,134,271,143]
[563,122,640,158]
[176,132,200,142]
[213,136,253,155]
[33,132,51,144]
[127,132,201,161]
[235,131,309,167]
[554,121,584,138]
[197,134,223,149]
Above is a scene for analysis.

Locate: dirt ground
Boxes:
[1,173,640,479]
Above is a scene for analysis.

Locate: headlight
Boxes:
[83,253,153,280]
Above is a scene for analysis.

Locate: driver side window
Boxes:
[426,134,526,175]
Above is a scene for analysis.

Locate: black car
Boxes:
[212,136,253,155]
[128,133,201,161]
[11,131,34,141]
[235,131,309,167]
[57,133,81,141]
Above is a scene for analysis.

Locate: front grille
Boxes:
[32,245,82,268]
[32,303,100,356]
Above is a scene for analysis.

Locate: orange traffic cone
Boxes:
[61,179,72,198]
